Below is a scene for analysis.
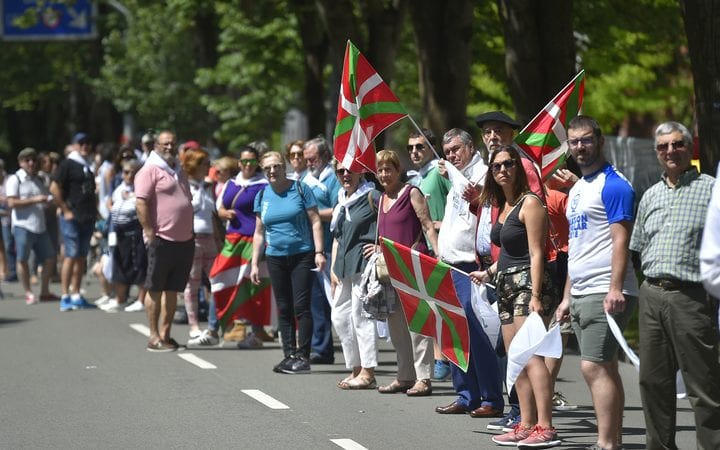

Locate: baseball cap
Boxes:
[18,147,38,160]
[182,140,201,150]
[475,111,521,130]
[72,132,89,144]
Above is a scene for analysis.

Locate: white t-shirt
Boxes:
[566,163,638,296]
[5,168,47,234]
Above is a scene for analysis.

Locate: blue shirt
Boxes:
[254,180,317,256]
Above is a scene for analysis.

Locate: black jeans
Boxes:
[266,251,315,358]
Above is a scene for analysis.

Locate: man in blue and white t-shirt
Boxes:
[555,115,638,450]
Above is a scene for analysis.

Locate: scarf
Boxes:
[67,150,93,175]
[145,150,179,180]
[234,172,268,188]
[317,164,334,184]
[330,180,375,232]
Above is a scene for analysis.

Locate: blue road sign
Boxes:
[1,0,96,41]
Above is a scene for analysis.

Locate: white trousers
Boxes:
[331,273,379,369]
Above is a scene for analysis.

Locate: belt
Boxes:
[646,277,703,291]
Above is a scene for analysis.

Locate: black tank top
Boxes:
[490,196,531,271]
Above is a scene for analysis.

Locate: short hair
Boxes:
[568,115,602,138]
[180,148,209,175]
[285,140,305,158]
[376,149,401,172]
[214,156,239,173]
[247,140,269,157]
[479,145,530,207]
[442,128,474,148]
[409,128,437,147]
[304,136,331,160]
[654,121,692,147]
[122,159,141,174]
[261,151,286,170]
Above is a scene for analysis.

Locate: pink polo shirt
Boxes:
[134,164,194,242]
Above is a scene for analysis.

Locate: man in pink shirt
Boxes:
[135,130,194,352]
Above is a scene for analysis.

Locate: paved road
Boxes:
[0,277,700,449]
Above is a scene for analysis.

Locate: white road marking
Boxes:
[178,353,217,369]
[129,323,150,337]
[241,389,290,409]
[330,439,368,450]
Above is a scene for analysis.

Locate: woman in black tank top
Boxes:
[471,145,560,447]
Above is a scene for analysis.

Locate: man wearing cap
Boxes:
[135,130,194,352]
[139,132,155,163]
[50,133,98,311]
[6,148,59,304]
[434,128,505,418]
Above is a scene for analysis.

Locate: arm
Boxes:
[556,273,572,322]
[700,178,720,297]
[49,180,73,220]
[306,207,326,271]
[521,196,548,313]
[606,221,633,313]
[7,195,50,208]
[330,238,340,295]
[250,216,265,285]
[409,187,439,253]
[317,207,334,222]
[135,198,154,244]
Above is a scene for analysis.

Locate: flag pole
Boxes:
[406,114,443,160]
[516,69,585,137]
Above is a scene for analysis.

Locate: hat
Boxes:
[72,132,89,144]
[474,111,521,130]
[182,140,201,150]
[18,147,38,160]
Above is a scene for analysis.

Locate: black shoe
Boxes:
[273,355,294,373]
[309,354,335,364]
[282,356,311,374]
[173,309,188,324]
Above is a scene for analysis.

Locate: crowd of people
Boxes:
[1,112,719,450]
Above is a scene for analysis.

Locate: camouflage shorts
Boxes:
[495,264,558,325]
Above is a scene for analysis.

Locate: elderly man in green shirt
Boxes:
[629,121,720,450]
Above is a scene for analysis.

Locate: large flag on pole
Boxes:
[380,237,470,371]
[515,70,585,180]
[333,40,408,173]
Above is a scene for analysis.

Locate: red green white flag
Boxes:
[209,233,273,331]
[515,70,585,180]
[380,237,470,371]
[333,40,408,173]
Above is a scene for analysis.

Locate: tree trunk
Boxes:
[680,0,720,174]
[409,0,475,134]
[497,0,575,126]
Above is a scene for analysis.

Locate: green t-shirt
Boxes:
[417,166,452,222]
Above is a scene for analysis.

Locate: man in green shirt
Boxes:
[629,121,720,450]
[406,128,451,232]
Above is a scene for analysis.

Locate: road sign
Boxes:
[1,0,96,41]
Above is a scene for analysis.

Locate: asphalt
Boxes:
[0,272,702,449]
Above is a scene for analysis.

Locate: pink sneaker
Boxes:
[491,423,534,446]
[25,293,38,305]
[517,425,561,448]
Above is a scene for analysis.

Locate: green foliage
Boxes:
[195,0,303,150]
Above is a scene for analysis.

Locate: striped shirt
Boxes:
[630,167,715,282]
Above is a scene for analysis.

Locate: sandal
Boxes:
[339,375,377,390]
[378,379,414,394]
[337,375,355,388]
[406,379,432,397]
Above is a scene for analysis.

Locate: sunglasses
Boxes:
[567,136,595,147]
[490,159,516,173]
[335,168,352,176]
[288,152,303,160]
[240,158,258,165]
[406,143,425,152]
[655,140,686,152]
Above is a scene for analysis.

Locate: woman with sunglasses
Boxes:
[209,146,269,348]
[472,145,560,448]
[250,151,325,374]
[330,161,381,389]
[375,149,439,397]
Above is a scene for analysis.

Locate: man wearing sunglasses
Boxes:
[406,129,451,233]
[629,121,720,450]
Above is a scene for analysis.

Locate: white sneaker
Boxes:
[124,300,145,312]
[189,329,203,339]
[94,294,112,306]
[187,329,219,347]
[101,300,124,313]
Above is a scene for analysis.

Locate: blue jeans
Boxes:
[449,261,504,410]
[310,269,334,360]
[59,217,93,258]
[13,227,54,262]
[1,222,17,278]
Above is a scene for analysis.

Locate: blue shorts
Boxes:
[60,217,94,258]
[13,227,55,262]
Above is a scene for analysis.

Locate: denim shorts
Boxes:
[60,216,94,258]
[13,227,54,262]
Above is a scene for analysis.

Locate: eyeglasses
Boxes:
[240,158,258,165]
[288,152,303,160]
[262,164,283,173]
[482,127,506,137]
[490,160,516,173]
[656,140,686,152]
[567,137,595,147]
[406,143,425,152]
[335,168,351,176]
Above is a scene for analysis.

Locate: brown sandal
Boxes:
[378,379,414,394]
[406,379,432,397]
